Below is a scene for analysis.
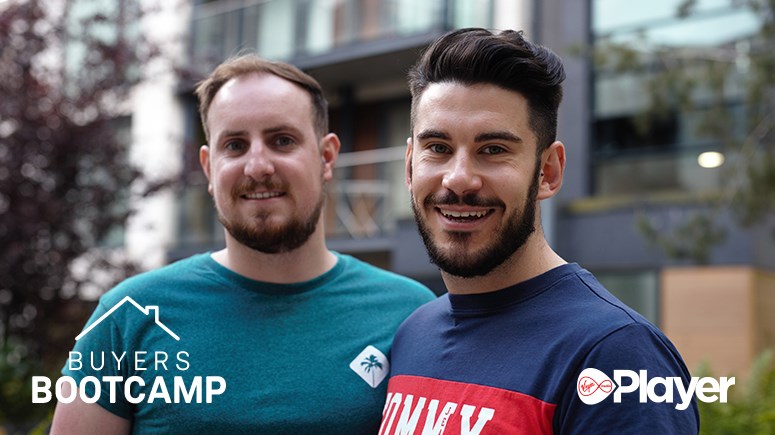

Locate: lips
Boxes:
[423,192,502,227]
[439,209,491,219]
[436,207,494,225]
[242,191,283,200]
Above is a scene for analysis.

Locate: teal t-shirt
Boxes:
[61,252,434,434]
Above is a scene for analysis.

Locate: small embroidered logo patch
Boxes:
[350,345,389,388]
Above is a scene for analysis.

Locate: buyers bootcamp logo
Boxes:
[577,368,735,410]
[32,297,226,405]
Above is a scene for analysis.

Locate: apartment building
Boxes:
[127,0,774,377]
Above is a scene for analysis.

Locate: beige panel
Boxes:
[661,267,754,378]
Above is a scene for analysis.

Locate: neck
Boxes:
[442,233,566,295]
[212,222,337,284]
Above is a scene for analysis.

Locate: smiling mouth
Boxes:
[437,208,494,222]
[242,192,284,200]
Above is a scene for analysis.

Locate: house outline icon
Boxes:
[75,296,180,341]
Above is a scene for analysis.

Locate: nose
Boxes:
[243,141,275,179]
[442,152,482,195]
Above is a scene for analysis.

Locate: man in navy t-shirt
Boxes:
[381,28,700,434]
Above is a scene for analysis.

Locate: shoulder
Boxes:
[582,322,689,375]
[543,267,686,367]
[335,252,435,301]
[391,295,449,344]
[546,267,657,342]
[97,253,210,307]
[546,271,698,432]
[555,321,699,433]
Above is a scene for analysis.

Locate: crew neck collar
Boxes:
[447,263,582,316]
[199,251,346,295]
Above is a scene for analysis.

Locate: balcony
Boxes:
[327,145,408,239]
[190,0,493,75]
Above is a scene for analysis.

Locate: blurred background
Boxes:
[1,0,774,433]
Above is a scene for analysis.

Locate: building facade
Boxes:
[127,0,774,377]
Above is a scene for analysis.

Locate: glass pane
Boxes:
[178,185,216,245]
[305,0,338,54]
[593,149,737,196]
[256,0,296,60]
[452,0,492,29]
[595,0,740,35]
[591,0,759,196]
[192,14,225,68]
[384,102,412,220]
[393,0,442,34]
[594,270,660,325]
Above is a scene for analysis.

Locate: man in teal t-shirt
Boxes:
[51,55,434,434]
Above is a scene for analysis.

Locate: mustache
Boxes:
[424,191,504,209]
[234,179,286,195]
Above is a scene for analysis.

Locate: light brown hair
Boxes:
[195,54,328,142]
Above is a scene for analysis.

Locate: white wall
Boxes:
[126,0,191,269]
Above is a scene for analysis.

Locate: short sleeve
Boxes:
[60,301,134,419]
[554,323,700,434]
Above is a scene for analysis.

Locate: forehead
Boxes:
[414,82,534,142]
[207,73,314,133]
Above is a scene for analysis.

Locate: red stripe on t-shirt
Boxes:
[380,375,556,435]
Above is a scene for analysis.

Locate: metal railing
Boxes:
[327,145,407,238]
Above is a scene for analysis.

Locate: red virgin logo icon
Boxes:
[578,376,613,396]
[577,368,616,404]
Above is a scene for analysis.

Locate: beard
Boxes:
[216,179,325,254]
[411,162,540,278]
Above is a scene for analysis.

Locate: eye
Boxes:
[482,145,506,155]
[224,140,246,152]
[273,135,296,147]
[429,143,450,154]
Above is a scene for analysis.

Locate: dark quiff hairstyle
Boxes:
[195,54,329,142]
[408,28,566,152]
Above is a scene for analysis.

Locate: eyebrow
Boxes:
[475,131,522,144]
[416,129,451,141]
[263,124,302,136]
[214,125,303,143]
[213,129,248,144]
[416,129,522,144]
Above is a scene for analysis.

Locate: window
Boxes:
[191,0,494,66]
[591,0,759,196]
[593,269,660,325]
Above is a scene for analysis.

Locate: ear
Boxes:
[320,133,341,181]
[537,141,565,201]
[199,145,213,195]
[405,137,413,191]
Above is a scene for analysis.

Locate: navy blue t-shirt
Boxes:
[381,263,699,434]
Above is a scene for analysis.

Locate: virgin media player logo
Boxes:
[576,367,735,410]
[577,368,614,405]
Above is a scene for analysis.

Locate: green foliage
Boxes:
[0,0,171,431]
[637,210,728,265]
[0,339,54,432]
[698,350,775,435]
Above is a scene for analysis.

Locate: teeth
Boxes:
[244,192,282,199]
[441,209,488,218]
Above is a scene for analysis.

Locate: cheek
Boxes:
[410,170,439,196]
[211,163,241,191]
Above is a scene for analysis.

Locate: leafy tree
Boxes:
[589,0,775,264]
[697,350,775,434]
[0,0,169,429]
